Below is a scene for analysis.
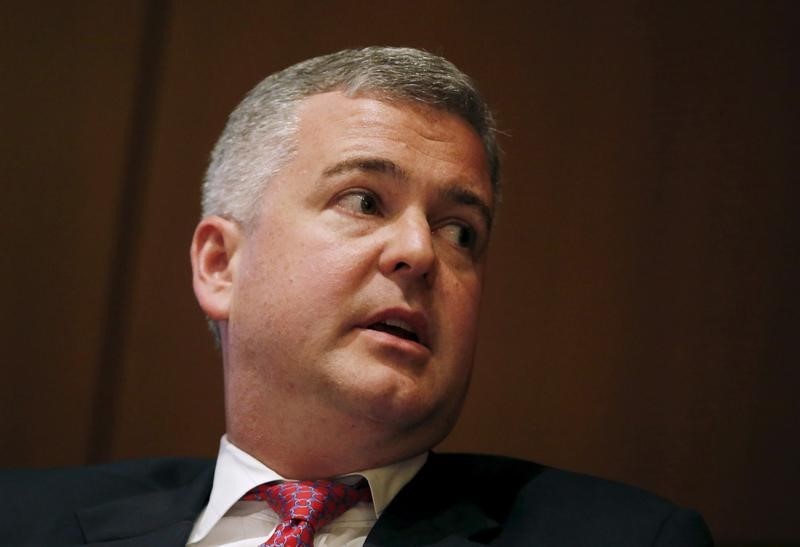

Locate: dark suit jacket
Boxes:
[0,453,713,546]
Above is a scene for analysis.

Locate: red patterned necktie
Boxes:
[242,479,372,547]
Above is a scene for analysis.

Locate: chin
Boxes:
[327,353,471,439]
[356,382,464,445]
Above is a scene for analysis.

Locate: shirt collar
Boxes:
[189,435,427,543]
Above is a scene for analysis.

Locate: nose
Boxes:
[378,211,435,282]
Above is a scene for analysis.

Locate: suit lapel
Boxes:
[365,499,499,547]
[75,465,213,547]
[364,453,500,547]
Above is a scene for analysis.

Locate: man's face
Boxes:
[224,91,493,454]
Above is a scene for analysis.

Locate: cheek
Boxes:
[294,239,374,297]
[247,235,374,316]
[447,269,483,319]
[439,274,483,355]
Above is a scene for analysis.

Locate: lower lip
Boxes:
[358,328,431,362]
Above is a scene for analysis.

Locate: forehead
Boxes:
[289,91,493,204]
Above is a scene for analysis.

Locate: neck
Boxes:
[225,408,436,479]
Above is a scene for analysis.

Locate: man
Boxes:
[1,47,713,546]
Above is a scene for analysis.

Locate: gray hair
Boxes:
[202,46,501,226]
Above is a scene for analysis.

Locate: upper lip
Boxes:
[359,307,431,348]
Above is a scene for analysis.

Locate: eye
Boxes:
[337,191,380,216]
[439,222,478,250]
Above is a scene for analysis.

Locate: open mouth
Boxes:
[367,319,420,344]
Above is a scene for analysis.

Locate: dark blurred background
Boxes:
[1,2,797,545]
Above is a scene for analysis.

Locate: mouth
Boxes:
[360,308,430,349]
[367,318,421,343]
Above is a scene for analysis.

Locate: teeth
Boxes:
[383,318,413,333]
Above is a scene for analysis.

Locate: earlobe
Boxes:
[190,216,242,320]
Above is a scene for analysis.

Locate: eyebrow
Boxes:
[321,157,409,180]
[441,185,494,232]
[321,155,493,231]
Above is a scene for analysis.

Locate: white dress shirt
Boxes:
[187,435,427,547]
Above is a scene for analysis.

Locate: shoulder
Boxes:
[423,453,713,546]
[0,458,214,545]
[0,457,213,503]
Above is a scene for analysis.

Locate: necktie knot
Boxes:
[243,478,371,546]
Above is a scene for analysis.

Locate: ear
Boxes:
[190,216,243,321]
